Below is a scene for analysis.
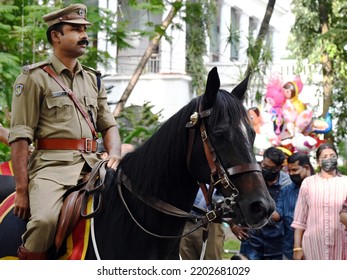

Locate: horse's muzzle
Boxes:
[232,197,275,229]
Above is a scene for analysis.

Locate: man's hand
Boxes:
[11,139,30,220]
[14,191,30,220]
[106,155,121,170]
[230,224,249,241]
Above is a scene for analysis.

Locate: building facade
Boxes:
[99,0,298,120]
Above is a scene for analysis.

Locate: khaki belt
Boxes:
[36,138,97,153]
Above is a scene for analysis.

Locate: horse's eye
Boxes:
[212,129,228,142]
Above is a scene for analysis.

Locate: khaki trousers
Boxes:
[22,178,74,252]
[179,222,225,260]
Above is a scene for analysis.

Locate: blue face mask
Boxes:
[321,158,338,172]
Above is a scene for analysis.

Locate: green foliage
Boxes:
[184,0,216,96]
[0,144,10,162]
[338,165,347,175]
[247,34,274,102]
[0,3,53,123]
[117,102,163,146]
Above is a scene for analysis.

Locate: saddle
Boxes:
[55,160,108,251]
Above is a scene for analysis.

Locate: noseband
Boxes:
[185,103,261,207]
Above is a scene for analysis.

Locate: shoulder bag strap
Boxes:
[41,65,98,139]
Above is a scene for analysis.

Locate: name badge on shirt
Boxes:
[52,91,68,97]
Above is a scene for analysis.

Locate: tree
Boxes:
[289,0,347,142]
[184,0,216,96]
[244,0,276,104]
[245,0,276,76]
[113,0,183,117]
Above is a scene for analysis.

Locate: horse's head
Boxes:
[187,67,275,228]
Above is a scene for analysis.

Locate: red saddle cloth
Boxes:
[0,192,92,260]
[0,161,13,175]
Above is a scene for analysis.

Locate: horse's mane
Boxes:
[118,96,199,204]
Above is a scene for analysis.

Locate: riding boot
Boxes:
[17,245,48,260]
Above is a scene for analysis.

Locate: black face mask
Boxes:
[262,168,278,181]
[321,158,338,172]
[290,174,303,186]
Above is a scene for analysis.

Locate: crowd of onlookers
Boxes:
[180,144,347,260]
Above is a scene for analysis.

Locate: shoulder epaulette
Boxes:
[22,60,51,74]
[82,65,101,76]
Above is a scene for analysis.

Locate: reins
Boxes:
[116,169,221,239]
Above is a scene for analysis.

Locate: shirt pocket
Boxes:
[46,95,74,122]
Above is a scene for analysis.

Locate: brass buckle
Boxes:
[221,175,231,189]
[85,138,93,153]
[201,130,207,141]
[206,210,217,222]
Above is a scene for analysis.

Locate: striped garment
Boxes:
[291,174,347,260]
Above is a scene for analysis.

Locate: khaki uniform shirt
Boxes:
[9,54,117,185]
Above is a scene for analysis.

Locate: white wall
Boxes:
[103,74,193,121]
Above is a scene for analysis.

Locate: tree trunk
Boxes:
[113,0,183,118]
[245,0,276,76]
[318,1,333,117]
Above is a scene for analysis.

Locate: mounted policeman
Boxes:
[9,3,122,260]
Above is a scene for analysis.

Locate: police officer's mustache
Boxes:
[78,39,89,46]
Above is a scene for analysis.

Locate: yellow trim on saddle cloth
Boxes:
[59,197,93,260]
[0,256,17,260]
[0,193,93,260]
[0,192,15,224]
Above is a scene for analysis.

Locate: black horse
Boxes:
[0,67,275,259]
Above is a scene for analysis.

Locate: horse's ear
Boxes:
[202,67,220,109]
[231,72,251,101]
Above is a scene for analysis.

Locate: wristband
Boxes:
[293,247,303,252]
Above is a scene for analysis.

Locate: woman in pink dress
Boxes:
[292,142,347,260]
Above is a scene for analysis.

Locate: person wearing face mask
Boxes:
[235,147,291,260]
[273,153,314,259]
[291,143,347,260]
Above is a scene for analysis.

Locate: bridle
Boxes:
[185,103,262,209]
[115,101,262,239]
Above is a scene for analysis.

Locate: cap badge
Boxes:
[78,9,85,17]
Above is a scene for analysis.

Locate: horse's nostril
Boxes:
[249,201,266,217]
